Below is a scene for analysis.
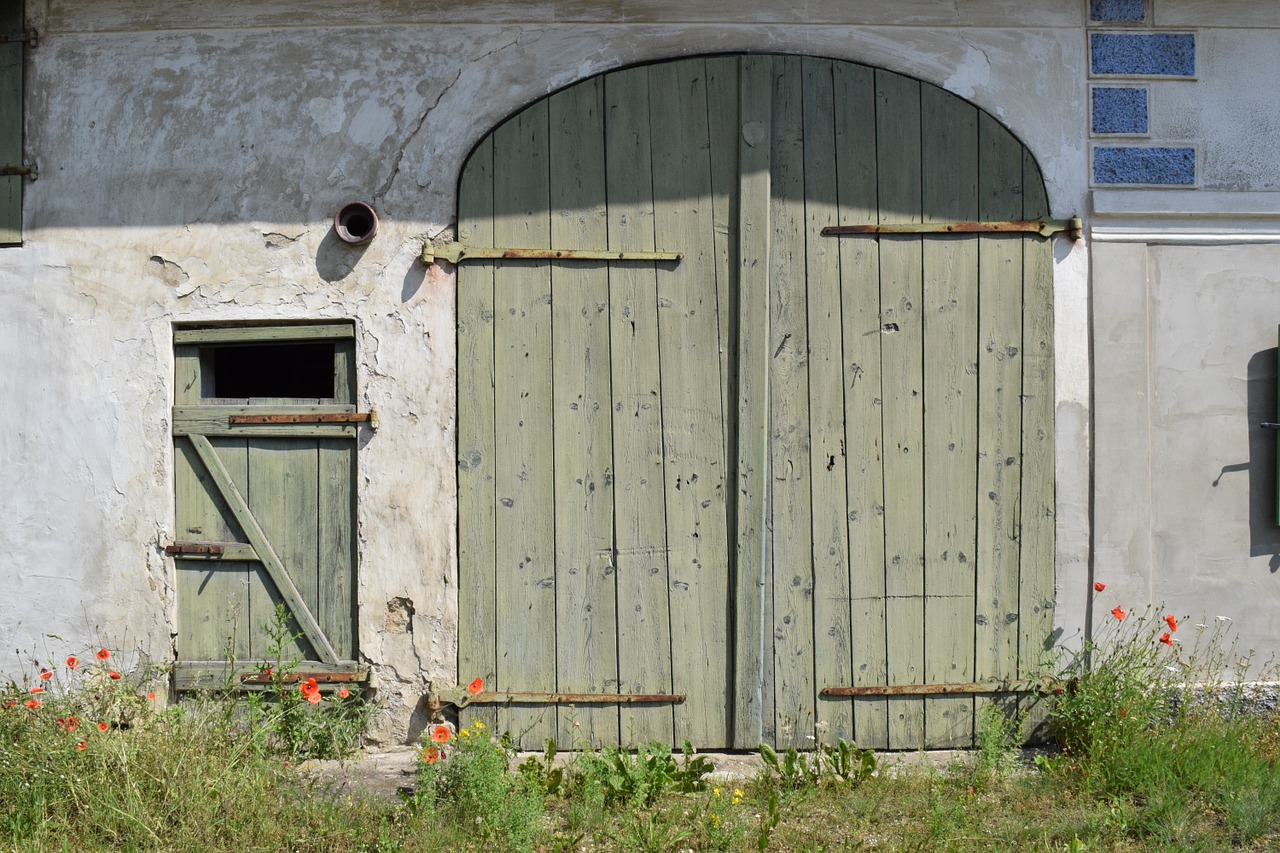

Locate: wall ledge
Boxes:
[1092,189,1280,218]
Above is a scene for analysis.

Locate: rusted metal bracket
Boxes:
[165,542,226,557]
[427,685,685,711]
[0,164,38,180]
[820,677,1053,698]
[822,216,1082,241]
[239,670,366,685]
[422,241,684,266]
[228,410,378,431]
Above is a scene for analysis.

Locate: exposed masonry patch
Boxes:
[1090,33,1195,77]
[1092,87,1148,135]
[1094,146,1195,185]
[1090,0,1146,23]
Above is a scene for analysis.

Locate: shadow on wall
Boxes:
[1246,348,1280,569]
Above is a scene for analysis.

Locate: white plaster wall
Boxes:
[1,0,1109,740]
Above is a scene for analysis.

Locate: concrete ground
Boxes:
[298,746,1016,803]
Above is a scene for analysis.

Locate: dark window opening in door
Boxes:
[211,342,336,399]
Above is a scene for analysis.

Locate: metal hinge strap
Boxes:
[820,679,1049,697]
[0,164,38,180]
[165,542,227,557]
[468,691,686,705]
[822,216,1082,241]
[423,241,683,266]
[0,29,37,46]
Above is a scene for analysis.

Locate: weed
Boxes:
[758,738,877,789]
[575,739,713,806]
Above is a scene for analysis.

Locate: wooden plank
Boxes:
[920,84,980,749]
[456,136,500,735]
[833,60,889,751]
[874,69,926,751]
[187,433,338,664]
[547,76,619,748]
[0,30,22,247]
[318,439,357,660]
[248,439,320,663]
[492,100,557,747]
[1018,148,1056,743]
[174,346,203,407]
[172,324,355,345]
[649,58,731,747]
[705,56,739,467]
[767,55,816,749]
[333,339,356,404]
[974,113,1025,729]
[801,57,853,746]
[603,65,674,746]
[175,437,250,661]
[732,54,772,748]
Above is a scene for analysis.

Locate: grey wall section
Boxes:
[2,0,1279,741]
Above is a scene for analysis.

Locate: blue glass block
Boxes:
[1094,147,1195,185]
[1090,0,1146,22]
[1090,33,1196,77]
[1092,87,1148,134]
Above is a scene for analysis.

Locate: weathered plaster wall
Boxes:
[11,0,1275,740]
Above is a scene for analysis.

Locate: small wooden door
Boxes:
[457,55,1055,750]
[172,325,360,688]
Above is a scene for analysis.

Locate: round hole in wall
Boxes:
[334,201,379,245]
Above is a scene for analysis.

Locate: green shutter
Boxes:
[0,2,24,246]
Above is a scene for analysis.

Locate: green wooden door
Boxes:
[457,55,1054,750]
[171,325,360,688]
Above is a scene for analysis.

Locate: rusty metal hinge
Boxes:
[0,29,37,46]
[823,216,1082,241]
[227,410,378,431]
[0,164,38,180]
[240,671,366,685]
[422,241,683,266]
[428,685,685,710]
[820,677,1053,698]
[165,542,226,557]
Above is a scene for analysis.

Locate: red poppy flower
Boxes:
[65,656,79,671]
[39,668,52,681]
[30,686,44,695]
[147,692,156,701]
[1164,614,1178,633]
[263,667,273,678]
[108,671,120,681]
[25,699,39,710]
[337,686,349,699]
[63,716,79,732]
[422,746,440,764]
[96,648,110,661]
[1159,632,1173,646]
[1111,607,1127,621]
[76,741,86,751]
[299,677,320,704]
[1093,582,1106,592]
[97,722,108,733]
[431,725,451,744]
[467,677,484,695]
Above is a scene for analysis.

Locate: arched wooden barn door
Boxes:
[456,54,1055,750]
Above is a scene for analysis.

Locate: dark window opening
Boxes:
[211,342,336,399]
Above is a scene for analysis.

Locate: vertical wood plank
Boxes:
[0,12,22,246]
[492,103,558,747]
[974,113,1025,728]
[604,67,674,746]
[649,58,732,747]
[548,78,619,747]
[318,439,357,660]
[175,437,250,661]
[248,440,318,662]
[801,57,854,745]
[733,55,773,748]
[456,138,499,734]
[833,61,889,751]
[1019,150,1056,742]
[875,70,926,751]
[705,57,740,466]
[920,84,980,748]
[768,55,816,748]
